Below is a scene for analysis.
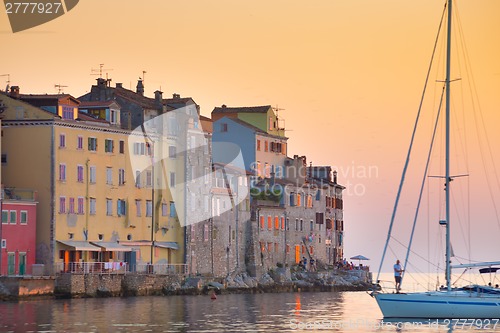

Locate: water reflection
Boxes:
[1,292,499,332]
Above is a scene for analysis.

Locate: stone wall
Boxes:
[0,276,55,299]
[54,273,183,298]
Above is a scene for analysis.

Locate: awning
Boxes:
[154,241,179,250]
[57,240,101,252]
[90,241,133,252]
[118,241,152,247]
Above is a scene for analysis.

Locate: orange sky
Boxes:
[1,0,500,273]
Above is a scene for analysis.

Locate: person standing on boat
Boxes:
[394,260,404,293]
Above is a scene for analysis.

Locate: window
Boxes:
[77,197,84,214]
[68,233,74,239]
[274,243,279,253]
[310,220,314,231]
[286,218,290,231]
[1,239,5,248]
[59,134,66,148]
[77,165,84,182]
[77,136,83,150]
[90,198,96,215]
[98,234,104,241]
[59,164,66,181]
[295,218,299,231]
[110,110,118,124]
[9,210,16,224]
[220,123,228,132]
[265,162,270,178]
[300,219,303,231]
[90,166,96,184]
[2,210,8,224]
[135,171,141,188]
[146,142,152,156]
[169,202,176,217]
[204,224,209,242]
[88,137,97,151]
[162,203,168,216]
[267,216,272,230]
[106,199,113,216]
[281,217,285,230]
[170,172,175,188]
[274,216,279,230]
[119,140,125,154]
[118,169,125,186]
[146,200,152,217]
[133,142,145,155]
[290,193,296,206]
[117,199,126,216]
[264,141,268,152]
[105,139,114,153]
[59,197,66,214]
[269,116,274,130]
[257,139,261,151]
[69,198,75,214]
[297,193,302,207]
[146,170,152,187]
[169,146,176,158]
[1,154,6,164]
[136,200,142,217]
[62,106,73,119]
[260,216,265,230]
[106,167,113,185]
[190,225,196,242]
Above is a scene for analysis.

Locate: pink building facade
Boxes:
[1,188,37,276]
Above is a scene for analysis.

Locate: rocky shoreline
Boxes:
[0,269,372,300]
[164,269,372,297]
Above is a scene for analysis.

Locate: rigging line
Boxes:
[401,85,445,289]
[391,236,442,271]
[456,3,500,232]
[375,3,448,284]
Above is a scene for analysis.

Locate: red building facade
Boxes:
[1,188,37,275]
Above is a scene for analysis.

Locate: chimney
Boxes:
[154,90,163,109]
[10,86,20,99]
[116,83,123,89]
[333,170,338,184]
[172,93,180,99]
[221,104,227,108]
[136,79,144,96]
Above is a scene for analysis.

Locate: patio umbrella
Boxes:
[350,255,370,265]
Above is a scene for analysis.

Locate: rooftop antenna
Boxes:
[91,63,113,79]
[0,74,10,92]
[272,104,286,130]
[142,70,147,84]
[54,84,68,94]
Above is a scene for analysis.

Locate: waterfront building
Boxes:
[0,88,183,274]
[0,188,38,275]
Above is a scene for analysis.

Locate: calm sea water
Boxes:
[1,289,500,332]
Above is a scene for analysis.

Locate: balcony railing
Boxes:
[53,262,187,276]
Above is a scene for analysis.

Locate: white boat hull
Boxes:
[374,291,500,319]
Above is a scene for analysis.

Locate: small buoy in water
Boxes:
[211,291,217,300]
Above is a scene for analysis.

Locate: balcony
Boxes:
[2,188,37,202]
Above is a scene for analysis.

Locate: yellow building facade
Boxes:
[1,94,184,273]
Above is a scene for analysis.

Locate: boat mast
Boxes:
[445,0,453,292]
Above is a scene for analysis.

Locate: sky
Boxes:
[1,0,500,274]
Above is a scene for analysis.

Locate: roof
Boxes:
[79,100,120,108]
[218,117,287,140]
[199,115,212,122]
[19,93,80,105]
[212,105,271,114]
[114,87,158,109]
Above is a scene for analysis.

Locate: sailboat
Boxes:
[372,0,500,319]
